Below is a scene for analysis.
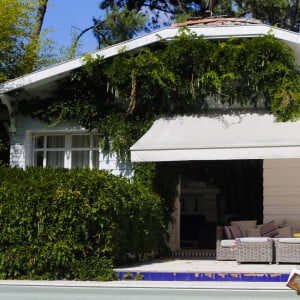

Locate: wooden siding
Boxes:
[263,159,300,224]
[9,115,133,177]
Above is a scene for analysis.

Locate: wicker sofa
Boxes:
[236,237,273,264]
[216,219,300,263]
[275,238,300,264]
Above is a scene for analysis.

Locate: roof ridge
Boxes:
[172,18,262,27]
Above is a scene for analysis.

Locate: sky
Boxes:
[42,0,103,55]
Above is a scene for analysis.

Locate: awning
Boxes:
[130,114,300,162]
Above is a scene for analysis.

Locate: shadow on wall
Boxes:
[0,104,10,164]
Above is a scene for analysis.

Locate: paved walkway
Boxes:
[115,258,299,274]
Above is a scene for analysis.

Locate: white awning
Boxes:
[130,114,300,162]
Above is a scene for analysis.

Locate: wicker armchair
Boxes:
[216,226,236,261]
[236,237,274,264]
[275,238,300,264]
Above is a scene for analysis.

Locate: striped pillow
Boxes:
[260,220,279,237]
[224,225,247,239]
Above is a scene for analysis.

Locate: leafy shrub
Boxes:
[0,165,166,280]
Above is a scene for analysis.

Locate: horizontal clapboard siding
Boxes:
[10,114,132,177]
[263,159,300,223]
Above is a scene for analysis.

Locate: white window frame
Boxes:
[29,131,100,169]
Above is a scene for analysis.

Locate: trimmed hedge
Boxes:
[0,165,166,280]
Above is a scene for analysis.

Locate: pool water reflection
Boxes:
[0,284,299,300]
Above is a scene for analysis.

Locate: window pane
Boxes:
[47,136,65,148]
[92,150,99,169]
[72,135,90,148]
[46,151,64,167]
[72,151,89,168]
[34,136,44,149]
[34,151,43,167]
[93,135,100,148]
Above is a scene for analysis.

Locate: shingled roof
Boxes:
[172,17,262,28]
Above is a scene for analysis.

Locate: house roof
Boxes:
[1,21,300,97]
[171,17,263,27]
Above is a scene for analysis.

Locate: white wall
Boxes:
[9,114,132,177]
[263,159,300,224]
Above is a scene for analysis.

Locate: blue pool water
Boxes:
[117,271,290,282]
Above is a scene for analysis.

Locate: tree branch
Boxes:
[73,25,96,47]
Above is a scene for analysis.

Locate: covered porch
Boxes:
[130,113,300,252]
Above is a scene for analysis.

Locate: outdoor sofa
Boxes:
[216,219,300,263]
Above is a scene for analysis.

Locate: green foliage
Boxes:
[93,6,146,47]
[103,32,300,118]
[238,0,291,29]
[133,162,180,229]
[0,0,75,83]
[18,32,300,234]
[0,0,34,82]
[98,0,300,32]
[20,32,300,157]
[122,271,144,280]
[0,165,167,280]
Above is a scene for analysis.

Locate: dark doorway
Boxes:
[180,160,263,249]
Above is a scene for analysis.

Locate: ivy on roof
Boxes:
[20,29,300,158]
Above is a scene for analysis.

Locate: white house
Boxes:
[2,19,300,252]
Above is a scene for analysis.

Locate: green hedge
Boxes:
[0,165,166,280]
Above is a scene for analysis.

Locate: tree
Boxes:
[95,0,300,32]
[0,0,56,163]
[74,6,146,48]
[73,1,300,54]
[93,6,146,47]
[0,0,57,82]
[0,0,34,82]
[0,0,35,162]
[235,0,299,31]
[22,0,49,73]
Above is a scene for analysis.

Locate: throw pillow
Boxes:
[260,220,279,237]
[230,220,257,230]
[224,225,247,239]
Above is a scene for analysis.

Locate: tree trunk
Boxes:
[23,0,48,73]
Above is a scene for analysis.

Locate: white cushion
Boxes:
[220,239,236,247]
[275,238,300,244]
[238,237,270,243]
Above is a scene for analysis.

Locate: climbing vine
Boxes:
[19,29,300,161]
[17,29,300,231]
